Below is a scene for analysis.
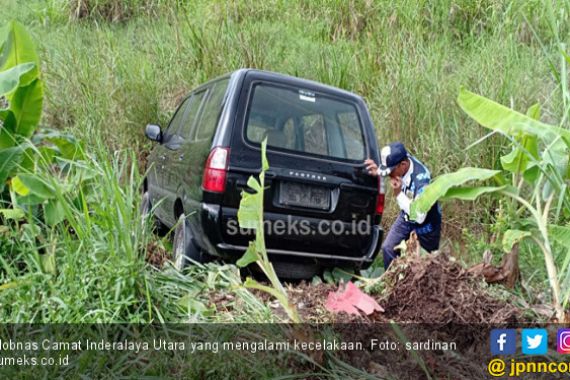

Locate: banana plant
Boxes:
[411,88,570,322]
[0,21,86,227]
[235,138,301,323]
[0,20,43,192]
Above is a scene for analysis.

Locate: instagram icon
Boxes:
[557,329,570,354]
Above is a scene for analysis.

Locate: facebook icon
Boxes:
[491,329,517,355]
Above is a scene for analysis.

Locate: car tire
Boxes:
[172,214,204,270]
[140,192,152,225]
[140,191,168,235]
[272,261,322,280]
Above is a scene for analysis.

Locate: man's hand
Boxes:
[364,158,378,177]
[390,176,402,196]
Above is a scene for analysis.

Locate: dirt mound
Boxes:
[273,251,520,324]
[379,251,519,323]
[210,248,520,324]
[283,253,521,379]
[208,254,524,378]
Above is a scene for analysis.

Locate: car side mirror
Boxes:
[145,124,162,143]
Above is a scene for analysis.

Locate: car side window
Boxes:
[162,96,192,146]
[178,89,208,139]
[195,79,229,141]
[247,113,276,142]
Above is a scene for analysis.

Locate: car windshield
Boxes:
[245,83,366,161]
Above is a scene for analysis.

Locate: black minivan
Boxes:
[142,69,385,279]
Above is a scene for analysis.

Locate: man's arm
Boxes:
[404,168,432,224]
[391,176,427,222]
[396,192,427,224]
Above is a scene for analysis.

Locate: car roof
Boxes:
[198,69,363,103]
[240,69,363,101]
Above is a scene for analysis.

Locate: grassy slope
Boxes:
[0,0,568,323]
[5,1,565,225]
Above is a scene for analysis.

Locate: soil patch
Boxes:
[263,252,520,324]
[205,253,525,379]
[145,241,169,268]
[379,251,519,323]
[281,253,521,379]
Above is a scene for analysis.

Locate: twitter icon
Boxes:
[522,329,548,355]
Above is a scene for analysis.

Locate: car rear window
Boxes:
[245,83,366,161]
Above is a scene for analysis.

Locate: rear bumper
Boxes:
[200,202,383,268]
[216,224,383,268]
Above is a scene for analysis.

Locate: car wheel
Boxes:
[140,191,152,226]
[172,214,203,270]
[140,191,168,235]
[272,261,322,280]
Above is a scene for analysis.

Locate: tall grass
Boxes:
[0,137,280,322]
[4,1,564,153]
[3,1,566,232]
[1,144,147,322]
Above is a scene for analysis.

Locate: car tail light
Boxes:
[202,147,229,193]
[375,177,385,215]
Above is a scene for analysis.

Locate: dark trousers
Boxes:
[382,213,441,269]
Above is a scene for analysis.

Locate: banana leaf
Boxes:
[458,89,570,149]
[410,167,500,219]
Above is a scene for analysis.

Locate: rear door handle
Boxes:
[235,179,256,193]
[235,179,248,191]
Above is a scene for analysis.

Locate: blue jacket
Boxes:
[396,155,441,234]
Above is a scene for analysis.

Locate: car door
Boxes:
[178,80,231,246]
[154,96,193,226]
[224,77,378,255]
[184,79,230,207]
[162,89,209,226]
